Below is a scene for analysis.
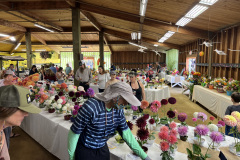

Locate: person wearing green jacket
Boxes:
[68,82,151,160]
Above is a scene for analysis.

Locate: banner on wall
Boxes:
[83,57,94,69]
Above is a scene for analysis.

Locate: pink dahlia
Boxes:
[210,131,224,143]
[150,105,158,113]
[192,118,197,122]
[169,122,177,129]
[160,126,169,132]
[195,124,209,136]
[158,131,169,140]
[178,126,188,136]
[197,112,207,122]
[218,121,225,127]
[160,142,169,151]
[151,100,161,109]
[223,115,237,127]
[167,134,177,145]
[170,129,178,136]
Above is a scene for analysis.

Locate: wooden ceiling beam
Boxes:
[28,27,98,33]
[9,34,24,55]
[21,41,129,46]
[18,11,63,32]
[104,28,180,49]
[0,19,26,32]
[80,11,102,31]
[1,1,212,39]
[78,2,211,39]
[65,0,76,7]
[2,1,69,10]
[32,34,47,46]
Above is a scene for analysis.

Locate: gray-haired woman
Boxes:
[68,82,151,160]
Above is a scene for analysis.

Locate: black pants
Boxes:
[75,142,110,160]
[98,88,105,93]
[79,82,90,92]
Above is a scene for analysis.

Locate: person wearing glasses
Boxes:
[68,82,151,160]
[128,71,145,112]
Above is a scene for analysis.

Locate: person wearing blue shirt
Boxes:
[110,63,116,71]
[68,82,151,160]
[225,92,240,137]
[49,64,57,74]
[65,63,72,75]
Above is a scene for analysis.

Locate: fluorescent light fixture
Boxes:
[138,32,141,40]
[61,46,88,48]
[131,32,137,40]
[35,49,46,51]
[34,24,54,32]
[21,49,26,51]
[154,44,158,47]
[10,53,14,55]
[0,33,8,37]
[199,0,218,5]
[140,0,148,16]
[10,37,16,41]
[158,31,175,43]
[129,42,147,49]
[185,4,208,18]
[176,17,192,26]
[14,43,21,50]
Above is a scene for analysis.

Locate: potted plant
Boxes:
[178,126,188,141]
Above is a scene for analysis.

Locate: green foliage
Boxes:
[187,144,211,160]
[160,151,174,160]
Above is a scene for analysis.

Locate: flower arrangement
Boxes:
[40,51,53,59]
[178,113,187,126]
[178,126,188,141]
[158,125,178,160]
[183,71,189,76]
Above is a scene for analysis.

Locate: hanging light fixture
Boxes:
[131,32,142,40]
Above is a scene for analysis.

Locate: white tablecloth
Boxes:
[144,86,170,102]
[20,108,187,160]
[160,72,166,79]
[192,85,232,118]
[165,75,185,88]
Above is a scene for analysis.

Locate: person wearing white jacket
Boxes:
[97,66,110,93]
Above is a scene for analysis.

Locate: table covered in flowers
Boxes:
[144,86,170,103]
[20,106,240,160]
[192,85,232,118]
[165,75,185,88]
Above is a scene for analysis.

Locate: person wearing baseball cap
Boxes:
[75,60,92,92]
[0,85,41,159]
[0,70,15,87]
[105,70,119,89]
[68,82,151,160]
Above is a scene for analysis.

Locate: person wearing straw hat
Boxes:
[68,82,151,160]
[0,85,41,159]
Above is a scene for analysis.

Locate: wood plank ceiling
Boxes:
[0,0,239,54]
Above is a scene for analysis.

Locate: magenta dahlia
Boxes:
[195,124,209,136]
[210,131,224,143]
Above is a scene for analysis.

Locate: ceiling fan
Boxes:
[214,49,227,55]
[199,41,221,47]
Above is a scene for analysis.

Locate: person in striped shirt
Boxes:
[68,82,151,160]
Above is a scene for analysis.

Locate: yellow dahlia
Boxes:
[223,115,237,127]
[231,111,240,122]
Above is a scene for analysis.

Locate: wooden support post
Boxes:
[16,60,19,77]
[99,31,104,67]
[208,40,213,76]
[72,5,82,86]
[0,60,2,70]
[25,31,32,68]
